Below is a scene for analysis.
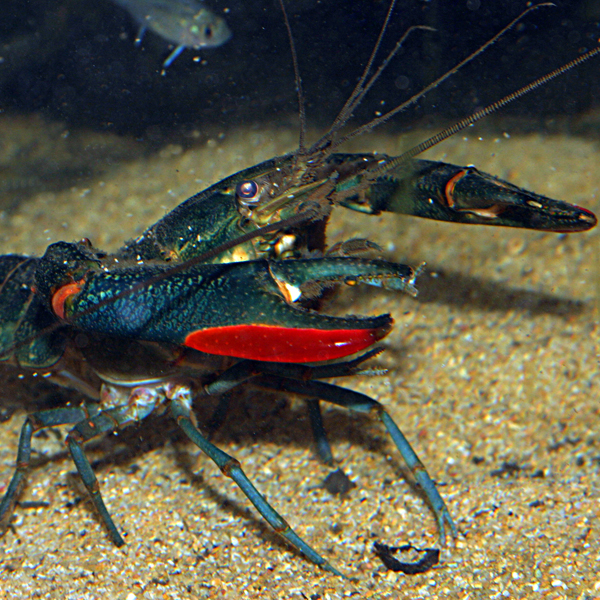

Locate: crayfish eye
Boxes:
[236,180,259,201]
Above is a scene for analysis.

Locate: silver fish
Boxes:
[112,0,231,67]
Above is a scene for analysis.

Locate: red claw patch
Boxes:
[184,324,391,363]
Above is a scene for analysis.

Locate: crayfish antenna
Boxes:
[278,1,562,162]
[278,0,306,157]
[328,3,557,151]
[374,43,600,175]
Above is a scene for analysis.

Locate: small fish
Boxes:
[112,0,231,68]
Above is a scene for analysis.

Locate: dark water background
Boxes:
[1,0,599,135]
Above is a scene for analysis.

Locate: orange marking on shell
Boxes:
[51,281,84,320]
[443,169,466,209]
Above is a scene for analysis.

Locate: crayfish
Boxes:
[0,0,597,580]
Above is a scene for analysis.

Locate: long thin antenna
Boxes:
[326,0,398,136]
[329,3,556,151]
[279,0,306,154]
[311,24,434,154]
[371,44,600,175]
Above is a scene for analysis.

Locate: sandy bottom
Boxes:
[0,115,597,599]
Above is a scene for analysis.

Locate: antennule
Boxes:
[279,0,306,155]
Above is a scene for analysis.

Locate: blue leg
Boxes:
[305,399,334,465]
[0,407,86,535]
[170,396,346,578]
[256,375,457,545]
[202,355,379,465]
[67,411,126,547]
[203,349,383,397]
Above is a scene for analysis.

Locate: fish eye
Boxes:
[204,26,214,39]
[236,180,259,200]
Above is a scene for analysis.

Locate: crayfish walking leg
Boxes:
[305,398,335,466]
[203,352,383,466]
[169,395,346,578]
[194,356,455,573]
[66,408,129,547]
[0,407,88,535]
[255,375,457,544]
